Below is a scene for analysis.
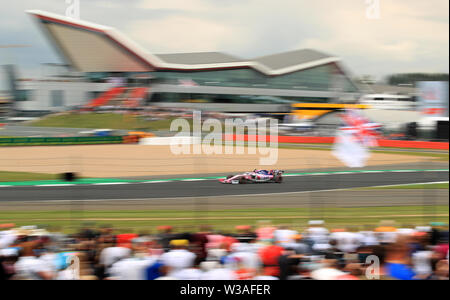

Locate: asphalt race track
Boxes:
[0,171,448,202]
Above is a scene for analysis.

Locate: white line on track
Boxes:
[181,179,207,182]
[360,181,449,189]
[143,181,171,184]
[7,181,448,204]
[93,182,130,186]
[331,172,354,175]
[38,184,75,187]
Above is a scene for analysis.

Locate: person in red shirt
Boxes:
[221,236,238,252]
[116,233,138,248]
[258,244,284,277]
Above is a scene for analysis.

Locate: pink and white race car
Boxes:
[219,170,284,184]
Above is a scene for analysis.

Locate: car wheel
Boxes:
[275,175,283,183]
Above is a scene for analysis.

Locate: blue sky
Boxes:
[1,0,449,89]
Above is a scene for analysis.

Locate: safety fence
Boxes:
[0,135,138,146]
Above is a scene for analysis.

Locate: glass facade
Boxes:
[15,90,31,102]
[86,63,359,105]
[151,63,358,93]
[150,93,329,104]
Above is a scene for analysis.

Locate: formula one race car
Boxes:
[219,170,284,184]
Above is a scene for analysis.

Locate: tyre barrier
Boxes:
[61,172,77,182]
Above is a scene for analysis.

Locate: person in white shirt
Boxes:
[359,231,379,247]
[99,246,132,275]
[200,267,238,280]
[15,255,54,280]
[306,221,330,251]
[274,226,298,246]
[330,230,362,253]
[39,252,59,279]
[253,275,279,280]
[173,267,203,280]
[0,231,17,249]
[99,246,131,266]
[109,257,156,280]
[412,250,434,276]
[160,240,196,277]
[226,243,262,271]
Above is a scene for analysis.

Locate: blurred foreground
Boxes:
[1,220,448,280]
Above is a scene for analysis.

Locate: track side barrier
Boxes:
[0,136,136,146]
[223,134,449,150]
[377,140,449,150]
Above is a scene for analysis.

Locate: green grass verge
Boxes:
[0,171,59,182]
[219,141,448,159]
[274,144,448,160]
[30,113,191,131]
[372,150,449,161]
[1,206,447,234]
[368,182,449,190]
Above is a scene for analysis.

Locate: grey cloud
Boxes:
[0,0,448,84]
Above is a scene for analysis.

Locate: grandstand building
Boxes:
[15,10,363,113]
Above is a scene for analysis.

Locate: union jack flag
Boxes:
[339,109,381,147]
[332,109,381,168]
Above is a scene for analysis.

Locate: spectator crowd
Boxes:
[0,220,448,280]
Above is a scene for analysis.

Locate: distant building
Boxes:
[15,78,113,115]
[0,92,11,117]
[358,83,419,111]
[367,84,418,96]
[16,10,363,114]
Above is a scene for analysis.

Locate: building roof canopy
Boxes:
[28,10,341,75]
[154,52,245,66]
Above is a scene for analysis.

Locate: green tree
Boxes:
[386,73,449,86]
